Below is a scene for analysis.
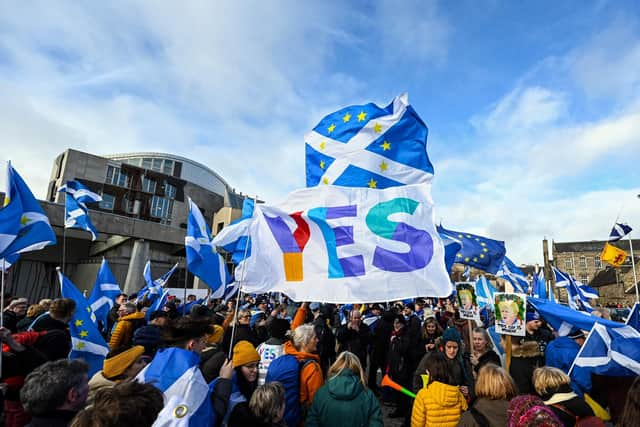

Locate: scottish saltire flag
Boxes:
[528,297,622,336]
[627,303,640,332]
[213,198,255,267]
[571,323,640,377]
[58,180,102,205]
[137,347,214,427]
[438,231,462,273]
[0,162,56,259]
[552,267,595,312]
[609,222,632,242]
[223,282,239,302]
[146,289,170,321]
[463,265,471,280]
[305,93,433,189]
[137,261,179,302]
[88,259,121,330]
[58,270,109,377]
[532,270,547,299]
[437,226,506,275]
[475,276,497,309]
[63,193,99,240]
[0,254,19,272]
[227,183,452,303]
[496,256,528,293]
[185,198,230,292]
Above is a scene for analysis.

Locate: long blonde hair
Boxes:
[328,351,366,386]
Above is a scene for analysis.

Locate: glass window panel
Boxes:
[163,160,173,175]
[564,259,572,269]
[165,182,176,199]
[594,257,602,269]
[142,158,152,169]
[152,158,162,171]
[100,193,115,210]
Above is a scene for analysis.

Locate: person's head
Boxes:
[567,327,586,347]
[187,294,197,302]
[403,302,415,316]
[236,309,252,325]
[525,311,541,332]
[472,327,493,353]
[532,367,572,400]
[458,289,473,308]
[292,324,318,353]
[249,382,285,424]
[6,298,28,316]
[49,298,76,323]
[115,294,127,306]
[370,303,383,316]
[476,364,517,401]
[38,298,52,311]
[422,352,454,385]
[328,351,366,385]
[507,395,562,427]
[162,317,213,354]
[619,376,640,427]
[132,326,162,356]
[117,302,136,319]
[268,318,290,341]
[423,317,442,338]
[256,296,268,311]
[103,345,150,381]
[232,340,260,383]
[442,327,461,360]
[70,381,163,427]
[309,302,321,317]
[498,300,519,324]
[21,359,89,414]
[148,310,169,327]
[26,303,45,319]
[591,307,611,320]
[349,309,362,325]
[393,314,406,332]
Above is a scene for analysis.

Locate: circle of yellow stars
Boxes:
[455,236,490,263]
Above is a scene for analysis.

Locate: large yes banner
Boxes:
[236,184,452,303]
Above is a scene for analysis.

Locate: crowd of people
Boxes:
[1,292,638,427]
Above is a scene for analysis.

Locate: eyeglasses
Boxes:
[244,363,259,370]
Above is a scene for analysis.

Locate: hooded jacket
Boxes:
[109,311,146,350]
[283,340,323,409]
[305,368,382,427]
[410,381,467,427]
[457,398,509,427]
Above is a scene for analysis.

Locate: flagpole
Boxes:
[629,236,639,304]
[1,259,6,378]
[62,225,67,276]
[183,257,188,316]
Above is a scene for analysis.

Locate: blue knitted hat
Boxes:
[442,327,461,345]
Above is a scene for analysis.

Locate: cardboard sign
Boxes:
[494,292,526,337]
[456,282,479,321]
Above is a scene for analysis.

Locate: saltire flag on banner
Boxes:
[532,270,547,299]
[609,222,632,242]
[475,276,497,309]
[571,323,640,377]
[87,259,121,330]
[436,225,506,275]
[58,270,109,377]
[496,256,528,293]
[438,231,462,273]
[146,288,170,321]
[600,242,628,267]
[185,198,231,292]
[626,303,640,332]
[137,261,179,302]
[305,93,434,189]
[213,198,255,267]
[528,297,622,336]
[0,162,56,260]
[58,180,101,240]
[136,347,214,427]
[218,183,452,303]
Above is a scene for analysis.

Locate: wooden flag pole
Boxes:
[505,335,512,372]
[468,319,474,353]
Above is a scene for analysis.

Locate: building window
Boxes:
[142,158,152,169]
[594,257,602,269]
[142,177,156,193]
[564,259,572,270]
[163,160,174,175]
[579,256,587,269]
[580,274,588,284]
[106,166,129,187]
[150,196,173,219]
[164,182,176,199]
[100,193,115,210]
[152,158,163,172]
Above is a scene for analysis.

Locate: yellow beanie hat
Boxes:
[103,345,145,379]
[206,324,224,345]
[232,340,260,368]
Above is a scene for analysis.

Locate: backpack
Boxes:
[552,404,606,427]
[265,354,315,427]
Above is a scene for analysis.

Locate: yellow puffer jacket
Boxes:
[411,381,468,427]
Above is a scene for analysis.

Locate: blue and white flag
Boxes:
[88,259,121,330]
[496,257,528,293]
[462,265,471,280]
[0,162,56,259]
[0,254,19,272]
[475,276,497,309]
[438,230,462,273]
[529,297,622,336]
[223,282,239,302]
[305,93,433,189]
[146,288,170,321]
[627,303,640,332]
[58,180,102,205]
[571,323,640,377]
[137,261,179,302]
[609,222,632,242]
[58,270,109,377]
[553,267,596,312]
[213,198,255,267]
[437,226,506,275]
[63,193,99,240]
[137,347,214,427]
[185,198,230,292]
[532,270,547,299]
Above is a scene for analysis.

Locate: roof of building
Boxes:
[554,239,640,253]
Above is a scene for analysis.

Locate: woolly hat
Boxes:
[507,395,561,427]
[309,302,321,311]
[442,327,462,345]
[525,311,540,322]
[133,326,161,350]
[103,345,145,379]
[5,298,27,311]
[206,324,224,344]
[232,340,260,368]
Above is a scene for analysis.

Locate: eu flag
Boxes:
[305,93,433,189]
[436,225,506,274]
